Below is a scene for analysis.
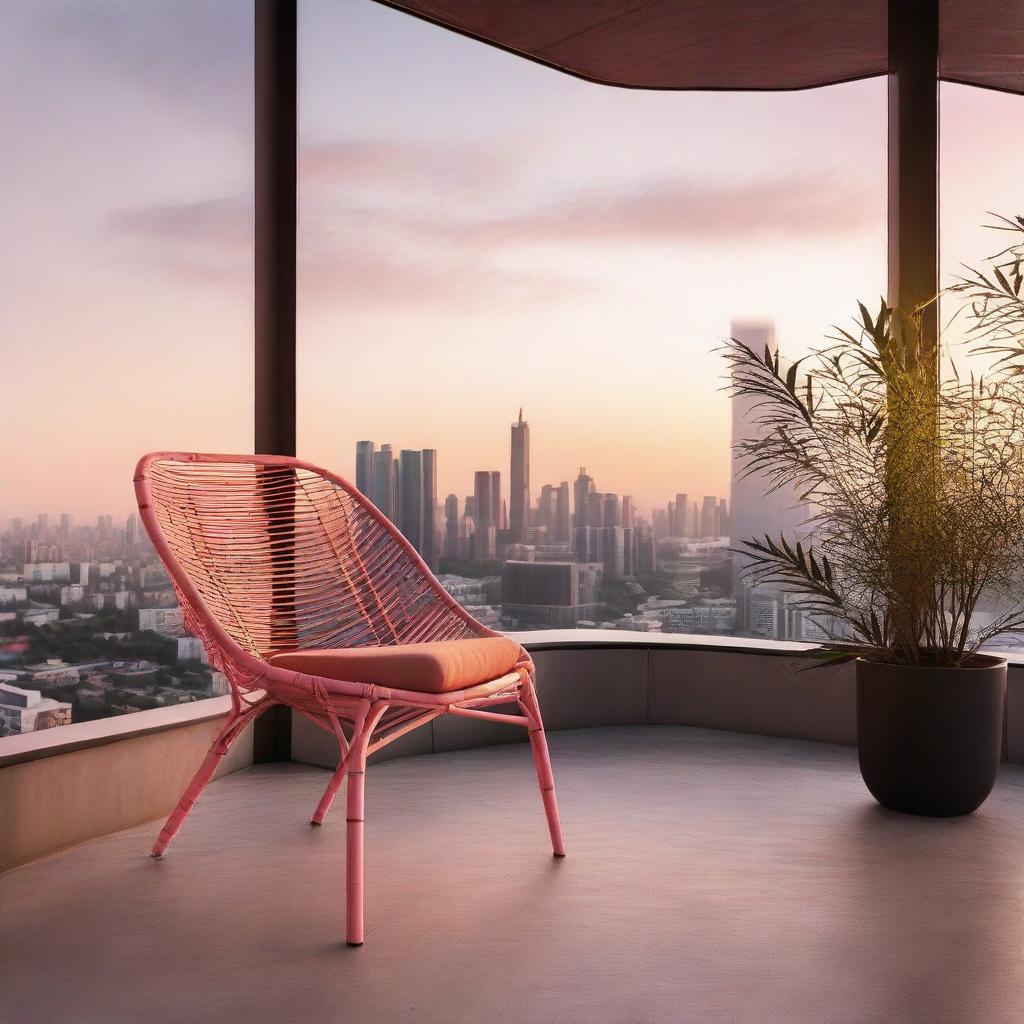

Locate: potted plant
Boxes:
[722,216,1024,816]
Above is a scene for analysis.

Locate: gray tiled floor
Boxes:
[3,727,1024,1023]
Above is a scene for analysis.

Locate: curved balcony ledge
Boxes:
[0,632,820,772]
[4,633,1024,873]
[0,695,235,770]
[5,631,1022,773]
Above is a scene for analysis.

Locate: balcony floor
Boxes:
[3,726,1024,1023]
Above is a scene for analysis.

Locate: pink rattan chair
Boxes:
[134,452,565,945]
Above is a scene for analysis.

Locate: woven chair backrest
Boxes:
[139,455,479,661]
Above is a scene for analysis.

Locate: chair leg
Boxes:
[340,702,384,945]
[521,679,567,857]
[345,758,367,945]
[311,757,348,826]
[151,717,238,857]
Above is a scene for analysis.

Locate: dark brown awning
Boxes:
[374,1,1024,94]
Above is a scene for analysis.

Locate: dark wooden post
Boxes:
[253,0,297,761]
[888,0,939,374]
[255,0,297,457]
[885,0,940,661]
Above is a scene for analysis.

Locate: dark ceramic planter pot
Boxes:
[856,654,1006,817]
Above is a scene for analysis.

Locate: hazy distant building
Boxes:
[438,574,502,628]
[653,508,669,541]
[138,607,183,635]
[575,524,632,580]
[747,589,782,639]
[573,468,595,528]
[602,526,628,579]
[538,484,554,532]
[399,450,423,553]
[574,525,603,564]
[621,496,635,530]
[474,471,496,531]
[392,448,437,568]
[124,512,138,554]
[555,482,571,543]
[371,444,396,522]
[23,562,71,583]
[502,560,602,628]
[492,472,503,532]
[420,449,438,570]
[701,496,719,537]
[472,470,499,562]
[509,409,530,545]
[674,493,689,537]
[635,522,657,574]
[603,493,621,528]
[730,320,811,632]
[444,493,459,558]
[355,441,374,496]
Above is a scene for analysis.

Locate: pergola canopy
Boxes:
[377,0,1024,94]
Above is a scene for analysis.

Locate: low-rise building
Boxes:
[138,606,183,635]
[22,562,71,584]
[502,560,602,628]
[21,604,60,627]
[176,636,209,664]
[59,584,86,606]
[0,683,72,736]
[27,659,81,686]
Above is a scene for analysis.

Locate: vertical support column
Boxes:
[887,0,939,375]
[254,0,297,761]
[885,0,940,660]
[255,0,297,456]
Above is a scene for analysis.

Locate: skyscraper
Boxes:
[730,320,810,630]
[473,470,497,560]
[355,441,375,496]
[603,493,621,528]
[652,507,668,541]
[555,482,571,543]
[490,471,502,533]
[474,472,494,529]
[701,496,718,537]
[621,496,635,530]
[674,493,689,537]
[371,444,396,522]
[573,468,594,528]
[124,512,137,554]
[420,448,438,570]
[399,449,424,554]
[444,493,459,558]
[509,408,530,544]
[538,484,556,537]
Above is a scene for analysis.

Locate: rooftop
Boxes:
[4,726,1024,1024]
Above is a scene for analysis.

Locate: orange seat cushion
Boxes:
[267,637,522,694]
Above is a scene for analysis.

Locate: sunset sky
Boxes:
[3,0,1022,521]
